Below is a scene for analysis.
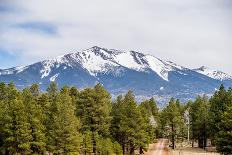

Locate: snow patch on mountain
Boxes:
[0,66,28,75]
[40,55,69,79]
[70,49,120,76]
[194,66,232,81]
[144,55,172,81]
[0,69,14,75]
[50,73,59,81]
[113,52,145,71]
[40,60,55,79]
[15,66,28,74]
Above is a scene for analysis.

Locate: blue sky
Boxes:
[0,0,231,74]
[0,49,20,68]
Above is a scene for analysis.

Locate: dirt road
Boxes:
[146,139,169,155]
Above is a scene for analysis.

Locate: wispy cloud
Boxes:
[0,0,231,74]
[15,22,57,35]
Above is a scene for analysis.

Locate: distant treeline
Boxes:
[0,82,231,155]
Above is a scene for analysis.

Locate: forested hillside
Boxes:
[0,82,231,155]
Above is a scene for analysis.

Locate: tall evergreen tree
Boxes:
[46,81,58,98]
[209,85,231,143]
[190,95,209,149]
[111,91,149,154]
[1,87,32,154]
[162,98,184,149]
[215,102,232,155]
[82,130,93,155]
[22,88,46,154]
[138,98,159,153]
[76,83,112,153]
[29,83,40,97]
[209,85,232,154]
[47,87,82,154]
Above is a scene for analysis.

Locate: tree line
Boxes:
[159,85,232,155]
[0,82,231,155]
[0,82,158,155]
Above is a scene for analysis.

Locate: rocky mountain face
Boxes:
[0,46,231,105]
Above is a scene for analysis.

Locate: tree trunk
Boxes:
[203,122,207,149]
[130,145,134,155]
[192,139,194,147]
[198,137,204,148]
[139,147,143,154]
[172,124,175,149]
[122,143,125,155]
[5,150,9,155]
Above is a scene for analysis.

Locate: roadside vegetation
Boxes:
[0,82,231,155]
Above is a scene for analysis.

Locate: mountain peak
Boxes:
[194,66,232,81]
[0,46,231,104]
[89,46,103,51]
[1,46,231,82]
[198,66,208,70]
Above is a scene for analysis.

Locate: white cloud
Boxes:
[0,0,231,74]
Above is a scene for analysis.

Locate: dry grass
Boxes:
[171,148,219,155]
[170,141,219,155]
[170,146,219,155]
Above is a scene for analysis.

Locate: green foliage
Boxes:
[189,95,209,148]
[82,130,93,154]
[46,81,58,98]
[209,85,232,154]
[215,105,232,155]
[113,141,123,155]
[1,81,231,155]
[138,98,159,147]
[111,91,153,154]
[76,83,112,137]
[22,88,46,154]
[161,98,185,149]
[96,137,114,155]
[1,94,32,154]
[47,86,82,154]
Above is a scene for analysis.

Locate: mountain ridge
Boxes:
[0,46,231,104]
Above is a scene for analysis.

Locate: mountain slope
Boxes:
[0,46,231,104]
[193,66,232,81]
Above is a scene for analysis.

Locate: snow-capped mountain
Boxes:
[37,46,183,81]
[193,66,232,81]
[0,46,231,105]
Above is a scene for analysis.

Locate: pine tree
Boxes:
[48,86,82,154]
[209,85,232,154]
[22,88,46,154]
[190,95,209,149]
[0,82,7,100]
[2,97,32,154]
[162,98,184,149]
[0,83,32,154]
[209,85,231,144]
[29,83,40,97]
[215,104,232,155]
[113,141,123,155]
[110,95,124,153]
[46,81,58,98]
[76,83,112,153]
[82,130,93,155]
[70,86,79,104]
[112,91,148,154]
[138,98,159,152]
